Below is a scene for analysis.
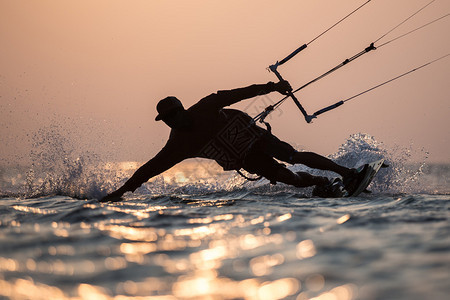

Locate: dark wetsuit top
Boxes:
[122,83,296,192]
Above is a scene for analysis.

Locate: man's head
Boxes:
[155,96,191,129]
[155,96,184,121]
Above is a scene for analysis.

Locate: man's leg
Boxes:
[256,134,354,178]
[272,167,329,188]
[243,152,329,188]
[291,152,353,178]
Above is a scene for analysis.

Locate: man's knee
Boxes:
[260,135,297,163]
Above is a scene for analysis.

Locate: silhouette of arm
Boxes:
[121,149,183,192]
[195,82,279,111]
[101,142,184,201]
[215,82,278,108]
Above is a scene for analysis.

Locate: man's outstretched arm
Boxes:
[212,81,292,108]
[100,146,183,202]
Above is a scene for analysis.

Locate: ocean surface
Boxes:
[0,133,449,300]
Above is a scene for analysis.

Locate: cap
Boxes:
[155,96,184,121]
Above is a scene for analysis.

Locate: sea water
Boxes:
[0,133,449,300]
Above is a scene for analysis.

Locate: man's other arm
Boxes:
[100,145,184,202]
[206,81,291,109]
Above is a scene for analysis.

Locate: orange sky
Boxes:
[1,0,449,165]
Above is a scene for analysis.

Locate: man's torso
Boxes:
[168,103,267,170]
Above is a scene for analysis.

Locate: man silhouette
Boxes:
[101,81,355,202]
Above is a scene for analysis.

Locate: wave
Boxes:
[1,130,448,200]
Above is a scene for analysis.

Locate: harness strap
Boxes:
[236,169,263,181]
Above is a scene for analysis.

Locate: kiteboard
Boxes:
[312,159,388,198]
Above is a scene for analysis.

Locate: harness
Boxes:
[199,109,264,175]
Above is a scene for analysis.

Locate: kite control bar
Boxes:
[264,0,374,124]
[269,44,315,123]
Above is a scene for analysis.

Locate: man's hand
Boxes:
[100,189,125,203]
[274,80,293,95]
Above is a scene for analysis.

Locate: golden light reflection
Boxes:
[97,224,158,242]
[10,220,21,226]
[257,278,300,300]
[212,214,233,221]
[0,268,355,300]
[48,245,76,256]
[250,215,265,225]
[1,193,361,300]
[172,270,300,300]
[240,234,265,250]
[12,205,57,215]
[26,258,37,271]
[239,233,284,251]
[250,253,285,276]
[104,257,127,271]
[173,225,216,240]
[0,257,18,271]
[191,245,228,262]
[187,217,213,224]
[238,279,261,299]
[277,213,292,222]
[330,284,357,300]
[0,278,65,300]
[154,160,226,186]
[0,257,79,276]
[120,242,157,255]
[0,256,77,276]
[337,214,351,225]
[320,214,352,232]
[54,228,70,237]
[189,249,226,271]
[172,270,219,298]
[296,239,317,259]
[306,274,325,292]
[105,205,179,220]
[309,284,357,300]
[78,283,109,300]
[115,277,171,297]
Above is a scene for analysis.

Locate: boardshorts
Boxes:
[242,133,297,181]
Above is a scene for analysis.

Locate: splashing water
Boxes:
[244,133,437,195]
[329,133,432,194]
[2,125,125,199]
[1,128,445,200]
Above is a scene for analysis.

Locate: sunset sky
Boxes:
[1,0,449,165]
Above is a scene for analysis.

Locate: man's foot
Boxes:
[342,166,366,195]
[312,177,346,197]
[330,178,346,196]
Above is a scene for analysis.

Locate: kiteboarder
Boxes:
[101,81,357,202]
